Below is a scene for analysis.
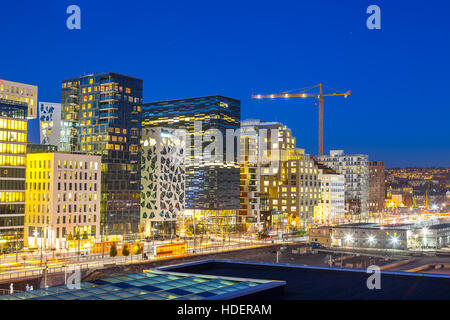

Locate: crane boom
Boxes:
[252,83,351,156]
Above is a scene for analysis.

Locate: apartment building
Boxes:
[317,150,369,221]
[314,161,346,225]
[369,161,386,218]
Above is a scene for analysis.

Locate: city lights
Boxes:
[0,1,448,304]
[390,235,400,246]
[344,234,354,244]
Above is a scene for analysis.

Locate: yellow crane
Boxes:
[252,83,351,156]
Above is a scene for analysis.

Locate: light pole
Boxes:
[101,225,104,259]
[33,230,43,266]
[193,220,196,253]
[14,231,18,263]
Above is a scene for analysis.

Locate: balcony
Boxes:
[99,112,119,120]
[100,95,118,102]
[99,104,119,111]
[100,77,119,84]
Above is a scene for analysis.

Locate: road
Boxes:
[0,238,275,281]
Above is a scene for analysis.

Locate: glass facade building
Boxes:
[0,100,27,252]
[60,73,143,234]
[142,96,241,233]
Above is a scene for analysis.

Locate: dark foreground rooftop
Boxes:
[0,269,284,300]
[159,259,450,300]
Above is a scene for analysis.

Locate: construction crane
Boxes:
[252,83,351,156]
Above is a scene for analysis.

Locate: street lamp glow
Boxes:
[368,235,376,244]
[344,234,354,244]
[390,235,399,246]
[422,227,429,236]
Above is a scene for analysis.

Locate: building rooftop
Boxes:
[429,223,450,230]
[144,95,240,105]
[0,269,284,301]
[160,259,450,300]
[62,72,143,82]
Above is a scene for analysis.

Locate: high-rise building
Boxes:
[24,153,101,250]
[369,161,385,219]
[0,100,28,252]
[39,102,61,147]
[0,79,38,119]
[314,161,346,225]
[239,120,262,232]
[60,73,143,234]
[140,127,185,237]
[241,120,321,231]
[262,148,322,230]
[239,120,298,231]
[142,96,240,233]
[317,150,369,221]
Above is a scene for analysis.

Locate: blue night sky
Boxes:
[0,0,449,167]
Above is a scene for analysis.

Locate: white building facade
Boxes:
[314,167,346,225]
[317,150,369,222]
[140,127,185,236]
[39,102,61,147]
[24,153,101,250]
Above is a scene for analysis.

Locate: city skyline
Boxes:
[0,0,448,167]
[0,1,450,305]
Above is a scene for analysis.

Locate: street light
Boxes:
[344,234,354,246]
[14,231,18,263]
[33,229,43,266]
[390,235,399,247]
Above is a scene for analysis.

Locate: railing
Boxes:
[0,240,274,283]
[99,104,118,110]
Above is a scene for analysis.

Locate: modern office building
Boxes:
[24,153,101,250]
[60,72,143,234]
[317,150,369,221]
[0,79,38,119]
[0,100,28,252]
[140,127,185,237]
[314,161,346,225]
[39,102,61,147]
[369,161,386,219]
[142,96,240,234]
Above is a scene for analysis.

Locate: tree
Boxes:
[110,243,117,258]
[66,234,73,241]
[122,242,130,257]
[133,241,142,255]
